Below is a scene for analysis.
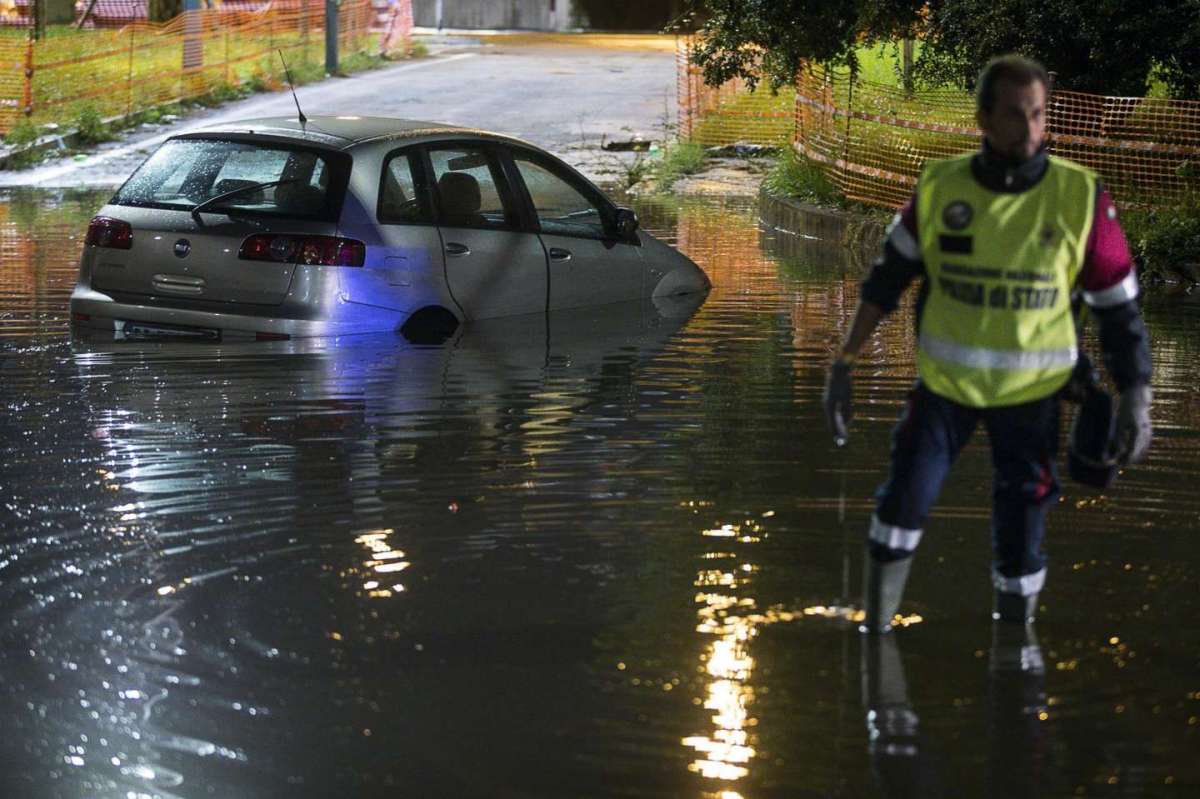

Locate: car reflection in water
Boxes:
[46,293,705,797]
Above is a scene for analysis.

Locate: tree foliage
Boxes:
[690,0,1200,99]
[148,0,183,24]
[917,0,1200,98]
[689,0,924,92]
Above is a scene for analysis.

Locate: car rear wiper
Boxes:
[190,178,296,223]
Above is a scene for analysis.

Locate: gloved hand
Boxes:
[823,359,853,445]
[1110,384,1152,464]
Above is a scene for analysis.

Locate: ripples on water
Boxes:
[1,186,1198,798]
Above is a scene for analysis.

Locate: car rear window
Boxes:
[112,138,349,221]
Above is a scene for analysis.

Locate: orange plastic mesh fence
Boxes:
[676,38,794,147]
[0,0,413,136]
[678,37,1200,208]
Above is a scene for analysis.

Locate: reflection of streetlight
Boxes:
[683,520,771,790]
[684,515,920,792]
[353,529,409,598]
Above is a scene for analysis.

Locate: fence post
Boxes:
[901,39,914,96]
[841,71,854,192]
[22,32,33,119]
[127,24,135,118]
[326,0,339,74]
[793,65,802,152]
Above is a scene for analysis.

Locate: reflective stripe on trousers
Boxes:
[869,514,923,553]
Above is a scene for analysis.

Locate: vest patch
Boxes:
[942,201,973,230]
[939,234,973,254]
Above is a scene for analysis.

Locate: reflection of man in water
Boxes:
[861,625,1048,798]
[823,55,1153,632]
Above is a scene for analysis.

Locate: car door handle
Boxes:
[548,247,572,262]
[444,242,470,257]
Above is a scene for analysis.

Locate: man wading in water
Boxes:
[823,55,1153,633]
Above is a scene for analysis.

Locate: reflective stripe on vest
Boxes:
[918,333,1077,370]
[915,154,1096,408]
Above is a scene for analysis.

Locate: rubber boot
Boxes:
[992,591,1038,624]
[861,551,913,634]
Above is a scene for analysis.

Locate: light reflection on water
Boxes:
[1,187,1199,797]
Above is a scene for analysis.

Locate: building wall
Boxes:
[413,0,578,31]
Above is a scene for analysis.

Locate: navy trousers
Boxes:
[869,383,1059,596]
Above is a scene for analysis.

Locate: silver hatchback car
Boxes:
[70,116,710,341]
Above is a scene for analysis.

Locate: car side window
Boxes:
[511,153,608,239]
[379,150,433,225]
[428,146,516,230]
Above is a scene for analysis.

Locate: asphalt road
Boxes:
[0,35,679,189]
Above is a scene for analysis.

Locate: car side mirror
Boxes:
[615,207,639,239]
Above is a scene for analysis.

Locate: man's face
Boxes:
[977,77,1046,161]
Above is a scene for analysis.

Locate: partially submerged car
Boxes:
[69,116,710,342]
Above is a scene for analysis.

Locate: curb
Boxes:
[0,126,88,172]
[758,189,887,273]
[0,102,199,173]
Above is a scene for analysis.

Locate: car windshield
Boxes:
[112,138,344,220]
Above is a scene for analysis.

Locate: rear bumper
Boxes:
[69,285,395,338]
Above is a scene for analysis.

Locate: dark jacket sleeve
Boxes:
[1080,185,1152,391]
[861,193,924,314]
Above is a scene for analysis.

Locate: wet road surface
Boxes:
[1,187,1199,797]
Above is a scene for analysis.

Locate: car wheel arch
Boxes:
[400,304,460,344]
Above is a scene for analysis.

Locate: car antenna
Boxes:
[277,49,307,129]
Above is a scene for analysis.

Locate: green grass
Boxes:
[1,21,392,161]
[384,38,427,61]
[1120,184,1200,283]
[71,104,115,145]
[761,146,887,217]
[761,146,844,206]
[2,23,380,144]
[2,121,44,168]
[852,40,928,87]
[652,140,708,189]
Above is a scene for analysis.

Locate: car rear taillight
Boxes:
[239,234,365,267]
[85,216,133,249]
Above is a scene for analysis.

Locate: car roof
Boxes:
[176,116,533,151]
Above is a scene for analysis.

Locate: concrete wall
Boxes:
[413,0,578,31]
[44,0,77,24]
[758,192,885,276]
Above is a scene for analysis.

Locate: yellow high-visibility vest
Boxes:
[915,153,1096,407]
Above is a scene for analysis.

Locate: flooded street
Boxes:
[1,186,1198,798]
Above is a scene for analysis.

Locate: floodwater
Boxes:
[1,186,1198,799]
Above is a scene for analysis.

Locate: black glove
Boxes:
[1110,384,1152,465]
[823,359,853,445]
